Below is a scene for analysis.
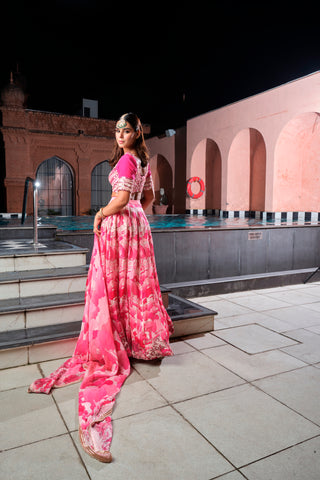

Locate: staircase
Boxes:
[0,223,216,369]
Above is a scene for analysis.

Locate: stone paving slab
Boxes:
[1,434,89,480]
[253,365,320,425]
[175,383,320,468]
[73,407,233,480]
[214,324,298,354]
[133,350,244,403]
[0,386,68,451]
[240,436,320,480]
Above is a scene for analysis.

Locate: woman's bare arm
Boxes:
[141,189,155,211]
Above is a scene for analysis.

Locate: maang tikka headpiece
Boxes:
[116,119,127,129]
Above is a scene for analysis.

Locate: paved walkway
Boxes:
[1,281,320,479]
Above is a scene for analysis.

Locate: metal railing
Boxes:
[21,177,41,246]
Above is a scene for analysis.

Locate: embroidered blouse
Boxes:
[109,153,154,200]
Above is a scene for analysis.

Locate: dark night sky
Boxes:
[1,0,320,135]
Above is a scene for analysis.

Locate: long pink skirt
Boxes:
[28,200,173,454]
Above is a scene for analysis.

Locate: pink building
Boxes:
[186,71,320,221]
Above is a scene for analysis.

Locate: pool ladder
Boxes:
[21,177,41,246]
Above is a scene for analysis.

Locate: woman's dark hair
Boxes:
[109,112,149,167]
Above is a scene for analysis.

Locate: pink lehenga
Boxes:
[28,153,173,461]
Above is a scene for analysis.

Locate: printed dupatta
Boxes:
[28,235,131,456]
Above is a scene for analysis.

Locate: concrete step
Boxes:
[0,269,170,305]
[0,292,85,332]
[0,287,171,333]
[0,221,57,240]
[0,294,216,368]
[0,240,87,273]
[0,265,88,300]
[168,294,216,338]
[163,268,319,298]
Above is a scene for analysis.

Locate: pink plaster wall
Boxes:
[274,112,320,211]
[227,129,250,210]
[187,71,320,213]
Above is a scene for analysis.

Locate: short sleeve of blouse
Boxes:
[115,154,137,193]
[117,154,137,179]
[143,163,154,191]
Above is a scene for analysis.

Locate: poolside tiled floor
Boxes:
[2,281,320,479]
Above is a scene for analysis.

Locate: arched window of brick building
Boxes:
[36,156,74,216]
[91,160,112,212]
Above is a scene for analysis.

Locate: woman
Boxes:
[28,113,173,463]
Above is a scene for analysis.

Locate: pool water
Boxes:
[38,214,226,230]
[27,214,320,231]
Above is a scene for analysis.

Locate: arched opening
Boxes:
[249,129,266,212]
[150,154,173,213]
[274,112,320,211]
[227,128,266,212]
[36,156,74,216]
[91,160,112,213]
[189,138,222,212]
[205,139,222,211]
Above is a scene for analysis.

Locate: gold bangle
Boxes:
[100,207,106,218]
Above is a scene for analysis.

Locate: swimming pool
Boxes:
[1,214,319,232]
[38,214,226,231]
[35,214,320,231]
[2,214,318,286]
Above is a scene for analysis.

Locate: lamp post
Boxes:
[33,180,40,246]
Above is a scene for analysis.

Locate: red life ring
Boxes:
[187,177,205,199]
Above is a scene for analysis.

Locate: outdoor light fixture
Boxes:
[165,129,176,137]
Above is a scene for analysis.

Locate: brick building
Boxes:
[0,75,188,217]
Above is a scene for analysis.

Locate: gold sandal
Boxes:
[79,427,112,463]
